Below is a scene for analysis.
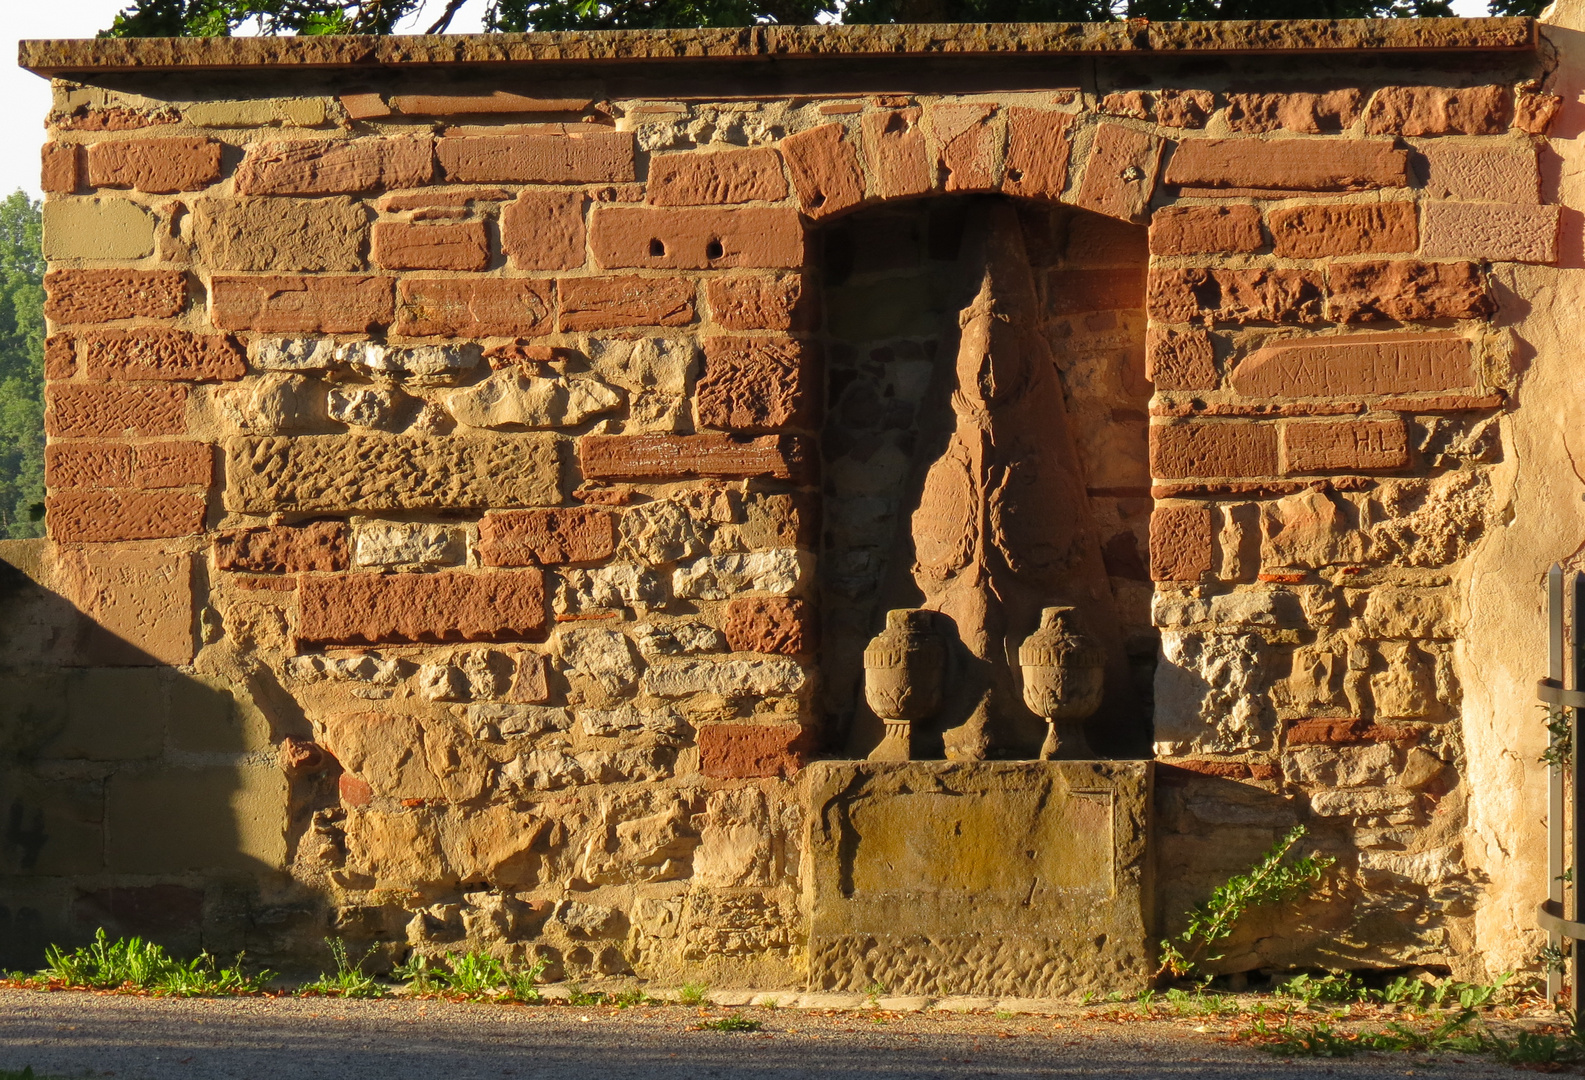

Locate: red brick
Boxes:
[393,277,550,337]
[371,221,489,271]
[235,137,433,195]
[81,329,245,382]
[1162,759,1280,782]
[930,103,997,192]
[862,108,931,200]
[45,442,134,490]
[46,383,187,439]
[1154,89,1215,129]
[1148,268,1324,324]
[781,124,865,219]
[579,433,812,482]
[392,93,592,115]
[1326,261,1492,323]
[1283,418,1408,473]
[724,597,813,656]
[1421,144,1539,204]
[706,274,811,331]
[44,269,185,324]
[1002,108,1075,201]
[134,442,212,488]
[501,189,586,271]
[214,521,350,574]
[698,722,809,779]
[1149,205,1262,256]
[1149,422,1279,479]
[45,334,76,380]
[1231,332,1474,398]
[211,274,393,333]
[1515,81,1563,135]
[1420,202,1559,264]
[1224,90,1363,134]
[296,568,547,645]
[589,206,803,270]
[648,146,786,206]
[1163,139,1408,194]
[1147,328,1218,391]
[47,490,206,543]
[338,93,391,120]
[558,275,693,331]
[86,137,221,193]
[436,131,635,184]
[697,337,816,432]
[1286,718,1417,745]
[339,773,373,807]
[1100,91,1149,120]
[477,507,616,566]
[1074,123,1161,224]
[1363,84,1510,137]
[1268,202,1417,259]
[1046,268,1146,316]
[1149,504,1213,582]
[41,143,79,194]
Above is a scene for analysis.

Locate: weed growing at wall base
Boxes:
[25,929,271,996]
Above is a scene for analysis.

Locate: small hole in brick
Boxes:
[809,191,827,208]
[705,239,724,260]
[1006,167,1023,182]
[649,238,666,257]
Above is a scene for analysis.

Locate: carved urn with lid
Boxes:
[1019,606,1105,760]
[864,608,945,761]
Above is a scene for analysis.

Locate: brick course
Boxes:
[211,274,394,333]
[46,383,187,439]
[48,490,207,543]
[81,329,245,382]
[214,521,350,573]
[589,206,803,269]
[395,278,552,336]
[1362,84,1511,136]
[862,108,931,200]
[1420,202,1560,264]
[1149,422,1280,479]
[558,275,693,331]
[1163,139,1408,193]
[1283,418,1409,473]
[1327,261,1492,323]
[44,269,185,324]
[478,508,616,566]
[649,146,787,206]
[296,569,548,645]
[724,597,813,655]
[698,723,809,779]
[781,123,866,219]
[1002,107,1075,201]
[696,337,816,431]
[436,131,635,183]
[371,221,490,271]
[236,138,433,194]
[86,137,221,193]
[1148,267,1325,324]
[501,190,587,271]
[579,433,812,481]
[706,275,811,331]
[1149,504,1213,581]
[1149,205,1262,256]
[1268,203,1418,259]
[1231,333,1474,398]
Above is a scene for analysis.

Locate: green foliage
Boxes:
[1251,1008,1483,1058]
[701,1013,763,1031]
[566,985,607,1006]
[297,937,385,998]
[1275,971,1366,1007]
[34,928,272,995]
[0,192,43,540]
[677,980,709,1006]
[1542,703,1573,769]
[1158,825,1335,980]
[392,951,548,1000]
[1163,985,1238,1016]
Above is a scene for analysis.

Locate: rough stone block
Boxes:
[863,108,931,200]
[1150,422,1279,479]
[45,443,133,491]
[1421,144,1539,203]
[589,206,803,269]
[41,143,80,194]
[580,433,811,481]
[1363,84,1510,136]
[106,765,287,873]
[1283,418,1409,473]
[1150,505,1213,582]
[1074,123,1161,224]
[296,569,547,645]
[1146,328,1217,391]
[1360,587,1457,639]
[699,723,810,777]
[1268,202,1418,259]
[1420,202,1559,264]
[372,221,490,271]
[1002,107,1074,201]
[1148,205,1262,256]
[649,146,786,206]
[781,123,865,218]
[697,337,815,431]
[211,274,394,333]
[478,507,616,566]
[1326,261,1492,323]
[501,189,586,271]
[46,383,186,439]
[134,442,212,488]
[235,137,432,194]
[558,275,693,331]
[225,434,560,512]
[42,198,156,260]
[86,137,221,193]
[673,549,802,598]
[1515,82,1563,135]
[353,520,467,570]
[214,521,349,573]
[81,329,245,382]
[53,547,195,666]
[47,490,208,543]
[1231,332,1473,398]
[1154,89,1215,128]
[1148,268,1324,324]
[724,596,812,655]
[194,197,368,272]
[437,130,635,183]
[1225,89,1363,133]
[706,274,810,331]
[1163,139,1408,193]
[394,277,552,337]
[930,103,997,192]
[44,269,184,324]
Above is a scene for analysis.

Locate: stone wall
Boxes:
[4,20,1568,983]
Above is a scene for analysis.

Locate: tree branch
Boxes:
[425,0,472,31]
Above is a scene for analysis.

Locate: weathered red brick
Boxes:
[394,277,551,337]
[862,108,931,200]
[477,507,616,566]
[86,137,222,193]
[1149,504,1213,582]
[47,490,207,543]
[501,189,586,271]
[1149,422,1279,479]
[1148,268,1325,324]
[437,130,635,183]
[579,433,812,482]
[781,123,865,219]
[1224,90,1363,134]
[1283,418,1409,473]
[1326,261,1492,323]
[698,722,809,779]
[1421,144,1539,203]
[1002,107,1075,201]
[724,597,813,656]
[371,221,489,271]
[45,442,134,490]
[1154,89,1215,129]
[1146,328,1218,391]
[1420,202,1559,264]
[1046,268,1146,316]
[44,269,186,324]
[81,329,245,382]
[1161,759,1281,782]
[1286,717,1418,745]
[1074,123,1161,224]
[46,383,187,439]
[558,275,693,331]
[706,274,811,331]
[1514,81,1563,136]
[1268,202,1417,259]
[1363,85,1510,136]
[211,274,394,333]
[134,442,212,488]
[697,337,816,431]
[1163,139,1408,194]
[930,103,998,192]
[391,93,592,115]
[296,568,547,645]
[41,143,79,194]
[214,521,350,574]
[1232,333,1473,398]
[338,93,391,120]
[235,137,433,195]
[648,146,786,206]
[589,206,803,270]
[1100,91,1150,120]
[1149,205,1262,256]
[45,334,76,380]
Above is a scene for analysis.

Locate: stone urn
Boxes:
[1018,606,1105,760]
[864,608,945,761]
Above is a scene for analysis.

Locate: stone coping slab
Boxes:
[19,18,1533,76]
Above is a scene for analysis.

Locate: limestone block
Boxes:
[1206,589,1306,629]
[1282,743,1398,787]
[320,711,492,802]
[183,98,329,127]
[620,500,706,565]
[672,549,802,599]
[1261,488,1365,570]
[586,336,697,396]
[1371,641,1439,718]
[447,371,622,429]
[693,787,773,888]
[248,337,340,373]
[352,521,466,569]
[53,547,194,667]
[42,198,155,260]
[632,621,726,656]
[194,197,367,271]
[501,749,587,791]
[105,765,287,873]
[553,627,640,695]
[1153,631,1269,755]
[417,662,469,702]
[554,563,665,615]
[286,653,405,687]
[464,702,571,740]
[218,374,328,434]
[641,657,806,698]
[1309,787,1418,817]
[1359,588,1458,639]
[341,342,481,384]
[327,387,398,429]
[1358,846,1462,886]
[578,704,687,737]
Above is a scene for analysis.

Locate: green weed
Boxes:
[612,989,651,1008]
[34,928,270,996]
[1275,972,1366,1007]
[1,1069,70,1080]
[1164,985,1238,1016]
[393,952,547,1002]
[702,1014,763,1032]
[297,938,384,999]
[677,981,709,1007]
[566,985,607,1006]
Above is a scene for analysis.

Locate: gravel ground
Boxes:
[0,989,1537,1080]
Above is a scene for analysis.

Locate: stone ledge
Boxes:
[19,19,1533,76]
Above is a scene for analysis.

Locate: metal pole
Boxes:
[1551,564,1566,1005]
[1571,570,1584,1017]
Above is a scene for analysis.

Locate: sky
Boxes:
[1,0,1493,202]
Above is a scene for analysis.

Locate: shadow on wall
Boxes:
[0,538,306,971]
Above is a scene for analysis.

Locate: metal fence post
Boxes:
[1550,564,1566,1005]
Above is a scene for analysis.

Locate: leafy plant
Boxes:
[1157,825,1335,979]
[612,988,651,1008]
[1250,1009,1482,1058]
[677,981,709,1007]
[702,1014,763,1032]
[503,958,549,1004]
[1164,985,1237,1016]
[297,938,384,999]
[566,985,606,1006]
[34,928,270,995]
[1276,972,1366,1008]
[1542,703,1572,769]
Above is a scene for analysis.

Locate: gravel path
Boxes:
[0,989,1525,1080]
